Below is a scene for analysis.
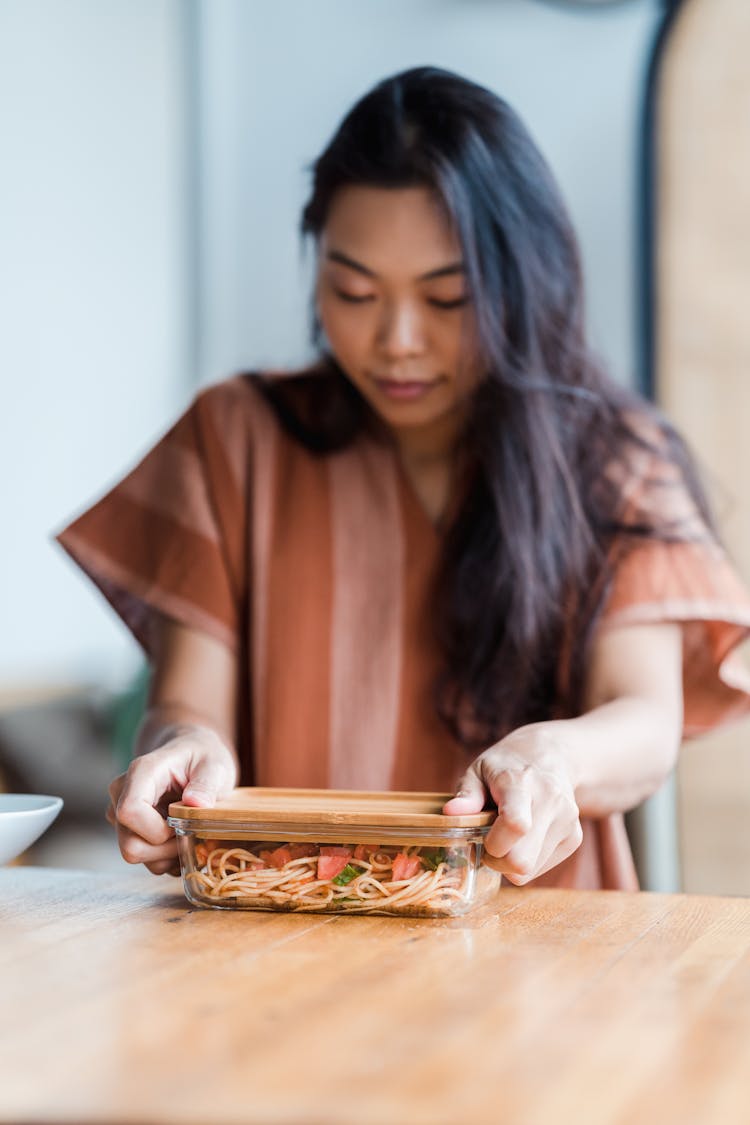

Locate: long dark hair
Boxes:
[261,66,715,749]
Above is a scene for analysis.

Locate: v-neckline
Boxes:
[394,454,442,538]
[391,446,471,540]
[359,412,469,538]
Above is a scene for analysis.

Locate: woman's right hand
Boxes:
[108,615,239,874]
[106,725,238,875]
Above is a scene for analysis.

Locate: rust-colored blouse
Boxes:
[55,374,750,890]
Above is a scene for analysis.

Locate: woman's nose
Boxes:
[376,300,426,358]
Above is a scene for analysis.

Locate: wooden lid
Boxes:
[168,787,495,829]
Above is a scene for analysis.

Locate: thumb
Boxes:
[182,756,234,808]
[443,768,486,815]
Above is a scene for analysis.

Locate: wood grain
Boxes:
[168,785,495,827]
[655,0,750,893]
[1,868,749,1125]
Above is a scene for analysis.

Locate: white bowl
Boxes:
[0,794,64,865]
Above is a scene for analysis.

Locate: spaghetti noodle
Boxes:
[185,840,478,915]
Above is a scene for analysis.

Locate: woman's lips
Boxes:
[371,376,440,401]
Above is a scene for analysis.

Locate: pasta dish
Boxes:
[185,839,478,915]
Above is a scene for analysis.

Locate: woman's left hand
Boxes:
[443,724,583,885]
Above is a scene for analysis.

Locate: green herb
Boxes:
[420,847,446,871]
[332,864,360,886]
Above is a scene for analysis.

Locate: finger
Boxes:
[115,757,185,846]
[488,812,583,885]
[116,791,176,847]
[527,811,583,881]
[181,753,235,807]
[443,768,485,815]
[108,773,126,805]
[497,837,572,887]
[492,828,548,885]
[116,826,179,867]
[483,819,527,863]
[145,858,182,877]
[483,776,534,858]
[482,804,547,881]
[530,821,584,882]
[495,777,533,834]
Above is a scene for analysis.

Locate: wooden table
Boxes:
[1,868,749,1125]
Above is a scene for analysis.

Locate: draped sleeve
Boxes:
[54,377,252,656]
[598,449,750,736]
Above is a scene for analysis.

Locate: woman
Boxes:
[56,67,750,889]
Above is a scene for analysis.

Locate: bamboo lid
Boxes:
[168,787,495,828]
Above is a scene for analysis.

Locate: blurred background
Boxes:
[2,0,748,891]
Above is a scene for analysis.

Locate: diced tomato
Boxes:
[266,846,292,869]
[258,851,272,867]
[317,855,350,881]
[287,843,318,860]
[353,843,378,861]
[319,845,353,858]
[391,853,422,881]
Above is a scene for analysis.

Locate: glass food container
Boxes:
[168,787,501,917]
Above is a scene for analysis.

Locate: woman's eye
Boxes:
[428,296,469,310]
[333,289,375,304]
[331,288,468,309]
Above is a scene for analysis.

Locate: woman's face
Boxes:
[316,185,481,438]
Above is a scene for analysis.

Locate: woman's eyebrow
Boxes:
[326,249,465,281]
